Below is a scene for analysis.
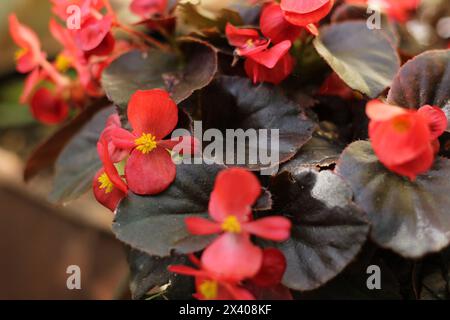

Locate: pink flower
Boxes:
[169,254,255,300]
[9,14,45,73]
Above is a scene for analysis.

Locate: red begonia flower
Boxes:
[345,0,420,22]
[185,168,291,281]
[130,0,168,18]
[250,248,286,287]
[366,100,447,180]
[319,72,355,100]
[110,89,198,195]
[225,24,270,57]
[75,15,114,52]
[245,49,294,85]
[260,3,302,44]
[101,113,129,163]
[168,255,255,300]
[93,136,128,211]
[30,88,69,125]
[9,14,45,73]
[280,0,335,26]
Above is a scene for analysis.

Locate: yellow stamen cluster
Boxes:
[392,117,411,133]
[55,54,72,73]
[135,133,157,154]
[246,39,254,48]
[199,280,218,300]
[15,48,27,61]
[98,173,114,194]
[221,215,242,233]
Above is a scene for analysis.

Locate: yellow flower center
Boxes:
[135,133,157,154]
[246,39,254,48]
[55,54,72,73]
[221,215,241,233]
[98,172,114,194]
[392,117,411,133]
[199,280,218,300]
[15,48,27,61]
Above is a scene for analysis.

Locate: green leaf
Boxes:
[313,21,400,98]
[267,169,369,291]
[336,141,450,258]
[49,107,115,203]
[102,38,217,115]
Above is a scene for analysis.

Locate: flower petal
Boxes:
[9,14,42,60]
[201,233,263,281]
[185,217,222,235]
[158,136,200,155]
[386,144,434,181]
[97,136,128,193]
[247,40,292,69]
[92,168,126,211]
[30,88,68,124]
[208,168,261,222]
[281,0,334,26]
[75,15,113,51]
[125,146,176,195]
[127,89,178,139]
[369,112,431,166]
[20,68,42,104]
[130,0,168,18]
[418,105,447,140]
[250,248,287,287]
[244,51,294,85]
[225,23,261,47]
[366,100,407,121]
[281,0,331,13]
[243,216,291,241]
[168,265,207,277]
[110,127,136,151]
[260,3,301,44]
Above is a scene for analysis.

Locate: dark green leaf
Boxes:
[128,249,193,300]
[280,135,343,174]
[49,107,115,203]
[301,244,402,300]
[336,141,450,258]
[102,38,217,114]
[200,76,316,171]
[313,21,400,98]
[113,163,225,257]
[267,169,369,291]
